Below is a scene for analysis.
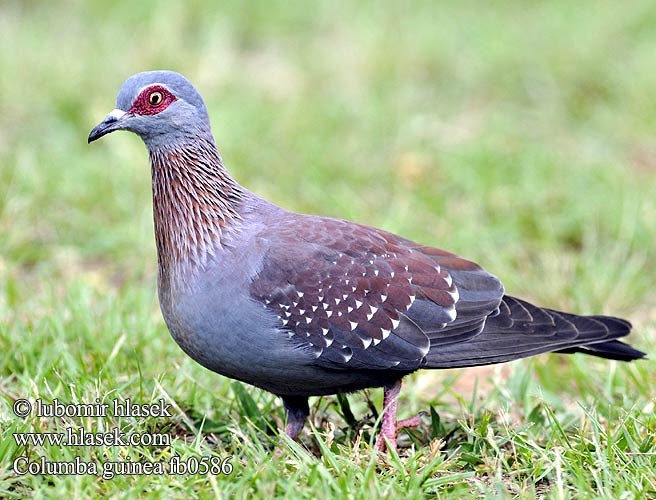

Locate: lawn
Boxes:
[1,1,655,498]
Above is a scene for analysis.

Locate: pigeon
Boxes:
[89,71,645,451]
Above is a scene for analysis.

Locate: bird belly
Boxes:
[157,275,325,394]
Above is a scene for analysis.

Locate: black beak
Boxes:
[88,110,127,143]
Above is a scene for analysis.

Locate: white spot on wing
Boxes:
[381,328,391,339]
[391,319,400,329]
[349,321,358,331]
[355,299,363,308]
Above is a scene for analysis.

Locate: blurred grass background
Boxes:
[1,1,655,498]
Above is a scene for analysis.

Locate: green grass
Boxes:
[1,1,655,498]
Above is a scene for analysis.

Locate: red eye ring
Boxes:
[129,85,178,116]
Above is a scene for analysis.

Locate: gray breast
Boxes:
[157,231,322,394]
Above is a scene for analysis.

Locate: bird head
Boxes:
[88,70,211,149]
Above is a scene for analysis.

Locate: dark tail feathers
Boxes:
[424,295,645,368]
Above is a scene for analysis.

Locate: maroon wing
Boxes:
[249,215,504,371]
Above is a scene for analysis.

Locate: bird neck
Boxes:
[149,134,245,281]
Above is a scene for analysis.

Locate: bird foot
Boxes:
[397,412,426,429]
[374,411,426,452]
[274,396,310,456]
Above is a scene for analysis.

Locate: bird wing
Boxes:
[249,215,504,371]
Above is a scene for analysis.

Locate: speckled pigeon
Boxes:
[89,71,645,452]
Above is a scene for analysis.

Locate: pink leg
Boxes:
[374,379,423,452]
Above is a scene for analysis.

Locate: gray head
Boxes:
[88,71,212,149]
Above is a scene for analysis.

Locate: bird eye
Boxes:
[149,92,163,106]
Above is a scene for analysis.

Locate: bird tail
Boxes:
[555,339,646,361]
[424,295,646,368]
